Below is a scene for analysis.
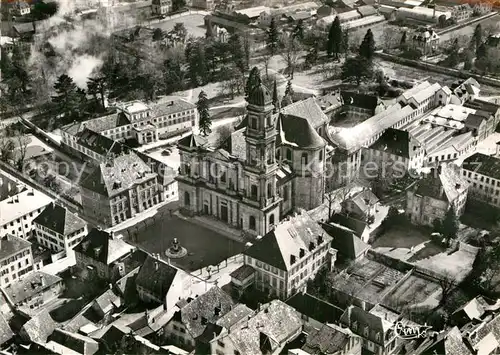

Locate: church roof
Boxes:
[277,114,325,150]
[248,82,272,107]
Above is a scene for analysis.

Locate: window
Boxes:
[319,150,323,161]
[249,216,256,230]
[251,185,258,200]
[250,117,257,129]
[283,185,289,202]
[267,182,272,198]
[217,340,225,348]
[301,153,308,166]
[286,149,292,161]
[269,214,275,226]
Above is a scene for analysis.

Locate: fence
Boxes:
[375,52,500,88]
[436,11,498,36]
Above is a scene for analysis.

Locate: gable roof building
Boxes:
[0,313,13,347]
[46,328,99,355]
[20,309,58,344]
[135,254,180,304]
[211,300,302,355]
[243,211,335,299]
[296,323,361,355]
[322,222,370,260]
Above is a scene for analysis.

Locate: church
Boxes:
[176,80,329,237]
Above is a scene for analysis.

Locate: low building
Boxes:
[242,211,335,299]
[79,151,165,227]
[210,300,302,355]
[322,222,370,260]
[192,0,214,10]
[396,6,451,24]
[317,10,362,28]
[341,188,379,222]
[152,0,171,15]
[19,309,58,344]
[0,234,33,288]
[364,128,426,173]
[330,258,406,310]
[412,27,440,53]
[464,99,500,136]
[45,328,99,355]
[33,203,87,257]
[462,153,500,208]
[286,292,344,330]
[2,271,63,315]
[11,1,31,16]
[73,228,136,281]
[92,287,123,320]
[407,165,468,226]
[329,213,371,243]
[340,304,416,355]
[135,254,185,305]
[163,286,235,352]
[0,170,53,239]
[289,323,362,355]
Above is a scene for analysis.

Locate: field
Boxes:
[437,13,500,43]
[151,14,206,38]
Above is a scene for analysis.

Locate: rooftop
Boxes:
[245,211,333,271]
[216,304,253,330]
[179,286,235,339]
[123,101,150,113]
[0,179,52,227]
[227,300,302,354]
[135,255,179,301]
[80,151,157,197]
[0,313,13,346]
[33,203,86,236]
[463,153,500,180]
[322,222,370,259]
[301,323,356,355]
[73,229,135,265]
[0,234,31,261]
[3,271,62,305]
[48,328,99,355]
[413,164,468,204]
[150,99,196,117]
[21,309,58,343]
[370,128,420,159]
[286,292,344,324]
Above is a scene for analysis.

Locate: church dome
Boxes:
[248,82,272,106]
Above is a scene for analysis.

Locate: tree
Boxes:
[442,206,459,240]
[153,28,163,41]
[197,91,211,136]
[163,57,185,94]
[0,138,15,163]
[172,0,186,12]
[471,24,483,50]
[14,134,29,172]
[342,29,349,56]
[304,45,319,68]
[228,33,246,73]
[438,14,447,28]
[245,67,261,97]
[292,20,304,41]
[171,23,187,43]
[86,76,107,110]
[52,74,80,120]
[438,273,456,306]
[267,18,279,55]
[284,80,294,98]
[476,43,487,59]
[327,16,342,59]
[261,49,272,78]
[382,27,397,50]
[280,35,302,79]
[206,22,214,38]
[186,40,208,86]
[341,57,373,86]
[215,124,234,147]
[359,29,376,61]
[0,48,15,81]
[219,65,243,99]
[272,79,279,112]
[400,31,407,49]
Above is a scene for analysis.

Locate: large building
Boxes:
[462,153,500,208]
[33,203,88,257]
[177,85,329,237]
[231,211,335,299]
[0,234,34,288]
[80,151,166,227]
[0,170,53,239]
[60,99,197,155]
[152,0,171,15]
[406,164,468,226]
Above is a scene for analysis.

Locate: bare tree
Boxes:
[280,35,302,79]
[215,124,234,147]
[324,185,356,219]
[439,272,457,306]
[15,134,30,172]
[0,137,15,163]
[382,27,398,51]
[261,49,272,79]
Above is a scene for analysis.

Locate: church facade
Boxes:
[176,83,328,237]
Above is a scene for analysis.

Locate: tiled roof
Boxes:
[301,324,354,354]
[0,234,31,261]
[48,328,99,355]
[229,264,255,281]
[150,99,196,117]
[4,271,62,305]
[414,164,468,204]
[347,189,379,214]
[330,213,367,237]
[135,255,179,301]
[322,222,370,259]
[21,309,57,343]
[180,286,235,339]
[317,92,342,111]
[0,313,13,346]
[463,153,500,180]
[230,128,247,161]
[464,99,500,115]
[80,151,156,197]
[280,97,329,129]
[73,229,134,265]
[245,211,332,271]
[227,300,302,354]
[464,113,486,129]
[341,91,378,111]
[33,203,86,236]
[286,293,344,324]
[370,128,420,158]
[94,288,123,315]
[83,112,130,133]
[75,128,124,157]
[216,304,253,330]
[177,133,209,149]
[277,114,325,150]
[340,306,389,345]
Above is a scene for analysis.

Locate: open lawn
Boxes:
[373,223,430,249]
[383,274,441,312]
[151,14,206,38]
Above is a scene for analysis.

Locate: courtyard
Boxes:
[151,14,206,38]
[117,201,245,272]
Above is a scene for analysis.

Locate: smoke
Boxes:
[29,0,137,90]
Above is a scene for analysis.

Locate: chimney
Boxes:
[40,275,45,287]
[456,183,461,189]
[155,262,159,271]
[214,306,221,316]
[109,283,113,290]
[257,303,262,311]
